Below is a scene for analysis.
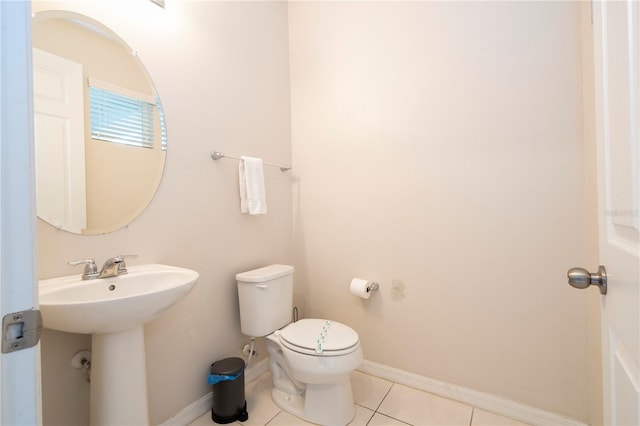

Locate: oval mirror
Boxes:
[32,11,166,235]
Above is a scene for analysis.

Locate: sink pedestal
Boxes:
[90,325,149,425]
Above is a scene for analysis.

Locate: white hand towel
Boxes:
[239,156,267,215]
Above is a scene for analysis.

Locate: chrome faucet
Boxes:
[68,258,99,280]
[68,255,137,280]
[98,255,137,279]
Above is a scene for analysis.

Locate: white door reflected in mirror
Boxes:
[33,48,87,233]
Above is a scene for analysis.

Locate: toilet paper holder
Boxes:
[367,282,379,292]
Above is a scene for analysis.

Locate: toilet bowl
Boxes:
[265,319,363,425]
[236,265,363,426]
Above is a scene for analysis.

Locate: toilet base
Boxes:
[271,376,355,426]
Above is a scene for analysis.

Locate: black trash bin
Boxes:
[208,357,248,424]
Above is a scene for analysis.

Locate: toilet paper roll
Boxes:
[350,278,372,299]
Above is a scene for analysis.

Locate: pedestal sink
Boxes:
[39,264,199,426]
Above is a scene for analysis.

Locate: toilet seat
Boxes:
[278,319,359,356]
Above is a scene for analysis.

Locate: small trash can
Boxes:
[208,357,248,424]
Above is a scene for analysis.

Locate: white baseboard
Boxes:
[358,359,587,426]
[160,392,211,426]
[162,358,586,426]
[245,357,270,383]
[160,358,269,426]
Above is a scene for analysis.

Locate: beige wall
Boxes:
[289,1,592,422]
[33,1,292,425]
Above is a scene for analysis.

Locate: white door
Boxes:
[33,48,86,234]
[593,1,640,424]
[0,1,42,425]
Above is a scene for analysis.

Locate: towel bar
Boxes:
[210,151,291,172]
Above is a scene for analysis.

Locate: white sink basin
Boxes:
[39,263,199,334]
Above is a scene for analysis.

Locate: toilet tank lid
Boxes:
[236,264,294,283]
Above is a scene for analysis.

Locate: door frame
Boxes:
[0,1,42,424]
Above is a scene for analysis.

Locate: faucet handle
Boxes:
[115,254,137,274]
[68,258,99,280]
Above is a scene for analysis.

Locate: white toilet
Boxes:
[236,264,363,426]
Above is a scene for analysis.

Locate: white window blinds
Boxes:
[89,79,156,149]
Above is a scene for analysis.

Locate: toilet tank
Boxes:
[236,264,294,337]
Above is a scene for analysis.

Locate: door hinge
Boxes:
[2,309,42,353]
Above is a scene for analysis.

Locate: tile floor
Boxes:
[191,371,531,426]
